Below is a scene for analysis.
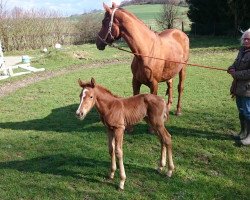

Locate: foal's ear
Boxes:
[78,79,85,88]
[90,77,96,88]
[103,3,111,14]
[112,2,117,8]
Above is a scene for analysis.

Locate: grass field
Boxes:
[0,4,249,200]
[124,4,190,31]
[0,36,249,199]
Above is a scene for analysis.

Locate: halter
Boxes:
[98,8,118,43]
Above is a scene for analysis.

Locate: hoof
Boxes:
[118,185,124,191]
[175,111,182,116]
[158,167,163,173]
[106,176,114,182]
[117,187,124,192]
[166,170,173,177]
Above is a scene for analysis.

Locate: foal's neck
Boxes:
[94,85,118,115]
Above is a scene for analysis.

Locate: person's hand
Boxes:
[227,68,235,76]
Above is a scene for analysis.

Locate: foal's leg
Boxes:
[154,125,174,177]
[158,140,167,172]
[114,128,126,190]
[107,129,116,180]
[176,66,186,116]
[166,79,173,112]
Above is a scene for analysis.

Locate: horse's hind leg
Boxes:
[158,140,167,172]
[166,79,173,112]
[176,65,186,116]
[157,126,174,177]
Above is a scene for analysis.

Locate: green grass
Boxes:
[123,4,189,31]
[0,35,249,199]
[0,4,247,199]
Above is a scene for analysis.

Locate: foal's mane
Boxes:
[96,84,119,98]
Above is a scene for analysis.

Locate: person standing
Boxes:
[228,28,250,146]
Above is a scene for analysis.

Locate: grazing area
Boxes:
[0,2,249,199]
[0,36,249,199]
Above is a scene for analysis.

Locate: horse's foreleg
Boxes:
[129,78,142,133]
[108,130,116,180]
[132,77,141,95]
[150,79,158,95]
[166,79,173,112]
[114,128,126,190]
[176,66,186,116]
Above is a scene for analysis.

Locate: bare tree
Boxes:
[156,0,181,30]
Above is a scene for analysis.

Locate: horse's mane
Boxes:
[118,8,150,30]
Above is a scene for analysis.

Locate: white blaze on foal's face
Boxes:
[76,88,95,120]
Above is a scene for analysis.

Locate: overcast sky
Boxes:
[4,0,123,16]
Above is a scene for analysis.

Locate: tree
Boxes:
[156,0,181,30]
[187,0,250,36]
[228,0,250,35]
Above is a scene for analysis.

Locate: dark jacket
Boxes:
[228,47,250,97]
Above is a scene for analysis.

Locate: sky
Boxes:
[4,0,123,16]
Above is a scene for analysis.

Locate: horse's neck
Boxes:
[94,86,118,115]
[119,12,156,54]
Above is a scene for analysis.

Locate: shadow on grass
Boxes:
[0,154,110,183]
[0,104,104,133]
[0,154,162,187]
[0,104,233,141]
[0,153,248,198]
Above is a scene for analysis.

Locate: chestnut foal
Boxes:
[76,78,174,190]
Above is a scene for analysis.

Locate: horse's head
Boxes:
[96,2,121,50]
[76,78,96,120]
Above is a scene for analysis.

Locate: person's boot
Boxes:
[240,119,250,145]
[236,114,247,140]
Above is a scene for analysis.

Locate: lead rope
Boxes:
[98,34,227,72]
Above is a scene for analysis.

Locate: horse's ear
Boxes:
[103,2,111,14]
[90,77,96,88]
[112,2,117,8]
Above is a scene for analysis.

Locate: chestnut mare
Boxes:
[96,3,189,115]
[76,78,174,190]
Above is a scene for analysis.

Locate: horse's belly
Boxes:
[161,63,183,80]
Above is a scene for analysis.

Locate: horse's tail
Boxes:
[183,34,190,64]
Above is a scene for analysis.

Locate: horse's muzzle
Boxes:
[96,36,107,50]
[96,43,106,50]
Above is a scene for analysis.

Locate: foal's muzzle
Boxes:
[76,110,86,120]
